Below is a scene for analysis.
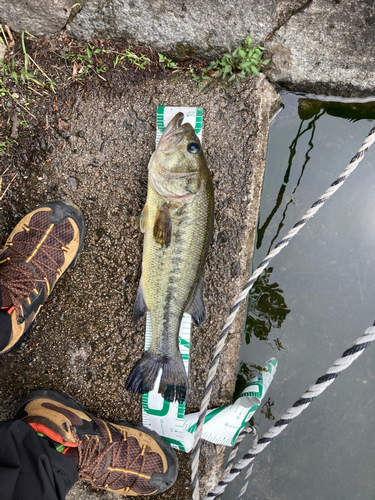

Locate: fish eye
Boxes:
[187,142,200,154]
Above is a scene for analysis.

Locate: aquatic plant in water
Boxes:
[245,267,290,344]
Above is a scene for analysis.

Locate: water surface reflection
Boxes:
[224,92,375,500]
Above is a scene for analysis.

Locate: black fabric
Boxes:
[0,310,12,351]
[0,420,78,500]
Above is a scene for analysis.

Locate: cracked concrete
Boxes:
[66,0,310,60]
[1,1,308,59]
[2,0,374,95]
[264,0,375,96]
[271,0,312,34]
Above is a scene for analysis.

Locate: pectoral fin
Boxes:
[153,203,172,248]
[186,278,206,327]
[139,204,149,233]
[133,283,147,324]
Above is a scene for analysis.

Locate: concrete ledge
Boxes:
[0,72,278,498]
[265,0,375,97]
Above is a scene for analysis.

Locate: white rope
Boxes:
[211,425,256,500]
[191,126,375,500]
[203,325,375,498]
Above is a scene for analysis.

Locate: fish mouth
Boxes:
[162,112,185,136]
[159,113,194,153]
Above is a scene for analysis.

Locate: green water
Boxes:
[223,93,375,500]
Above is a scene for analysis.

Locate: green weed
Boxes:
[158,53,177,70]
[20,31,56,92]
[188,66,205,88]
[61,43,108,80]
[0,59,22,89]
[201,36,270,89]
[0,31,57,94]
[113,48,151,69]
[0,137,18,155]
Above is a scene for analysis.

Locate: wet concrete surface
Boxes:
[0,71,278,498]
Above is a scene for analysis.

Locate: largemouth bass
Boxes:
[126,112,214,403]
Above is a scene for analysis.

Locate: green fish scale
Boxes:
[141,183,213,360]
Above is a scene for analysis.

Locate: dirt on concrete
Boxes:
[0,64,278,499]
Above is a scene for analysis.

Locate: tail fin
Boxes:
[126,350,188,403]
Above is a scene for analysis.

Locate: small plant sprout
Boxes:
[0,31,57,92]
[158,54,178,70]
[61,43,107,81]
[0,137,18,155]
[202,35,270,89]
[113,49,151,69]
